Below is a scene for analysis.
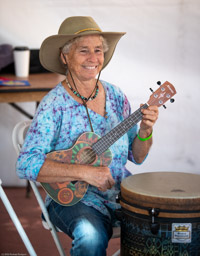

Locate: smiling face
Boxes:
[63,35,105,82]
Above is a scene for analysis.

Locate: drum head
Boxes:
[121,172,200,211]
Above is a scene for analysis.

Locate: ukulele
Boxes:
[41,81,176,206]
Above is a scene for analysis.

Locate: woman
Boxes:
[16,16,159,255]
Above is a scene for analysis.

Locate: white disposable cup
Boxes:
[13,47,30,77]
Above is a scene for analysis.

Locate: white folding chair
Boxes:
[12,120,120,256]
[0,179,37,256]
[12,120,65,256]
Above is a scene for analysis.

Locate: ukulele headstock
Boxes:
[147,81,176,108]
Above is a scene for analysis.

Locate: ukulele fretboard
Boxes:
[92,104,148,155]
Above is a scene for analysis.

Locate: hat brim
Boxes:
[39,31,125,75]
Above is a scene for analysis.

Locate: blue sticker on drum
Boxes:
[172,223,192,243]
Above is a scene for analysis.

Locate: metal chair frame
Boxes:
[0,179,37,256]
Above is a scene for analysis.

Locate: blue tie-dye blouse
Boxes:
[16,80,143,218]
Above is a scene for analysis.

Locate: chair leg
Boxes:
[0,181,37,256]
[112,249,120,256]
[30,181,66,256]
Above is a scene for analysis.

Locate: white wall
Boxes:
[0,0,200,186]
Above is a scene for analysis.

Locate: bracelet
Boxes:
[137,130,153,141]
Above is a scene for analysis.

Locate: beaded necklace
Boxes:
[67,71,101,132]
[66,78,99,102]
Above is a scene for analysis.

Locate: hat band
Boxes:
[74,28,102,34]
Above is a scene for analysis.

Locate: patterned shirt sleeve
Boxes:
[16,90,61,181]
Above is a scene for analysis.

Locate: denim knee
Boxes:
[71,218,109,256]
[47,201,112,256]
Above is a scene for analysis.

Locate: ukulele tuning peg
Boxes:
[163,105,167,109]
[157,81,161,86]
[149,88,154,93]
[170,98,175,103]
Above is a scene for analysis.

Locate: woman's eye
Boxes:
[95,49,102,53]
[80,50,88,53]
[79,48,103,54]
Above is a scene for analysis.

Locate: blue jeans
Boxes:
[47,200,113,256]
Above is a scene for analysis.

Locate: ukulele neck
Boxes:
[92,103,148,155]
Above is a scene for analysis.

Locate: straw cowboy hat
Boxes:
[39,16,125,75]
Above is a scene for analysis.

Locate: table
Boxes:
[0,73,65,102]
[0,73,65,118]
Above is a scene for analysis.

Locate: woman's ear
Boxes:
[60,53,68,65]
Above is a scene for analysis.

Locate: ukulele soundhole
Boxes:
[77,147,97,165]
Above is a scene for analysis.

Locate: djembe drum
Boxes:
[120,172,200,256]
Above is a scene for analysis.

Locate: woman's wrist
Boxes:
[137,129,153,141]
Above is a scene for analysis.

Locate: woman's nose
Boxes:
[87,51,97,62]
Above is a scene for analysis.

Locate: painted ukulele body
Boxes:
[41,132,112,206]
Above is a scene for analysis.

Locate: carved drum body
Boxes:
[120,172,200,256]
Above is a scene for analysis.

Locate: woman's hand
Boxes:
[139,105,159,137]
[132,105,159,164]
[83,166,115,192]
